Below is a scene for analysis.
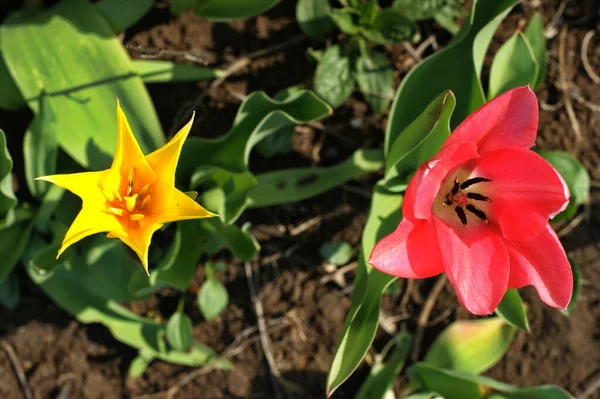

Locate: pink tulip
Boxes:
[369,86,573,315]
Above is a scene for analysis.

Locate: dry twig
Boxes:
[244,261,284,399]
[1,341,33,399]
[411,275,447,361]
[579,373,600,399]
[581,30,600,83]
[558,26,583,155]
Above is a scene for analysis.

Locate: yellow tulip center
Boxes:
[103,167,152,221]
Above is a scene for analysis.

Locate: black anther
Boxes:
[466,192,492,202]
[460,177,491,190]
[455,206,467,226]
[466,204,488,223]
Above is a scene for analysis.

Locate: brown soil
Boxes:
[1,1,600,398]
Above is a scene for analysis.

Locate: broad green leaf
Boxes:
[356,330,412,399]
[151,220,207,290]
[133,60,225,83]
[314,45,355,108]
[392,0,446,21]
[0,129,16,225]
[433,0,465,35]
[0,272,19,310]
[26,240,231,369]
[383,91,454,188]
[408,363,575,399]
[326,92,457,396]
[495,289,529,331]
[524,12,547,89]
[167,0,194,15]
[255,127,293,158]
[296,0,335,40]
[34,185,65,233]
[320,241,353,266]
[424,318,515,374]
[402,394,441,399]
[194,0,281,21]
[1,0,165,170]
[198,277,229,321]
[96,0,154,32]
[166,311,194,352]
[0,220,33,285]
[386,0,519,154]
[0,52,25,110]
[23,94,58,198]
[354,51,395,113]
[179,90,331,179]
[540,151,590,223]
[326,188,402,396]
[330,9,362,35]
[563,257,580,316]
[247,148,383,208]
[488,31,538,99]
[362,10,415,44]
[128,350,154,378]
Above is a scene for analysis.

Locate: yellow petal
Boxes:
[145,113,194,186]
[112,222,163,274]
[36,171,105,206]
[102,101,156,193]
[58,207,126,258]
[150,186,217,224]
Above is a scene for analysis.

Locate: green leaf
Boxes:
[255,127,293,158]
[178,90,331,225]
[383,90,454,188]
[326,91,457,396]
[408,363,575,399]
[524,12,547,89]
[320,241,353,266]
[385,0,519,154]
[166,311,194,352]
[26,241,231,369]
[1,0,165,170]
[424,317,515,374]
[355,330,412,399]
[34,185,65,234]
[362,10,415,44]
[563,257,580,316]
[95,0,154,32]
[433,1,465,35]
[198,276,229,321]
[540,151,590,223]
[133,60,225,83]
[128,350,154,378]
[0,129,16,225]
[495,289,529,331]
[330,9,361,35]
[0,51,26,110]
[194,0,281,21]
[151,220,207,290]
[0,220,33,285]
[488,31,538,99]
[23,94,58,198]
[314,45,355,108]
[296,0,335,40]
[166,0,194,15]
[354,51,394,113]
[402,393,441,399]
[392,0,447,21]
[0,272,19,310]
[247,148,383,208]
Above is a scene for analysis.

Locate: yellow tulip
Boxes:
[37,102,217,274]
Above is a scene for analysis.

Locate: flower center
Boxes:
[442,176,492,226]
[103,167,152,221]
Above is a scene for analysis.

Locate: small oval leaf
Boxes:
[424,317,515,374]
[314,45,354,108]
[320,241,353,266]
[166,311,193,352]
[495,289,530,331]
[198,277,229,321]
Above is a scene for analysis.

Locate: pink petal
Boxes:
[435,217,509,315]
[411,142,479,220]
[443,86,538,155]
[369,218,444,278]
[473,148,569,241]
[506,224,573,309]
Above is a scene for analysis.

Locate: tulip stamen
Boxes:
[466,204,488,224]
[466,192,492,202]
[455,206,467,226]
[459,177,491,190]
